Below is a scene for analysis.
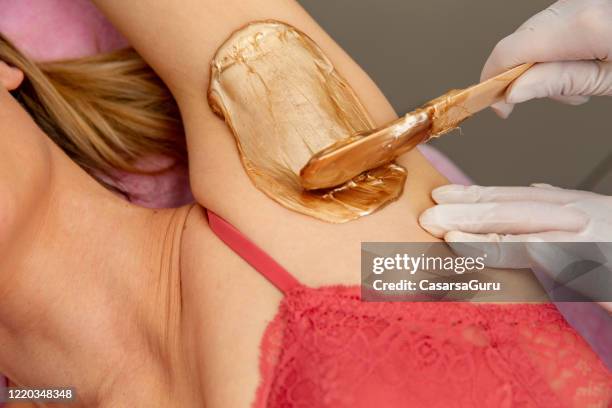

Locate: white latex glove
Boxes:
[419,183,612,310]
[419,183,612,259]
[481,0,612,118]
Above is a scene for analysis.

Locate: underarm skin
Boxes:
[91,0,449,281]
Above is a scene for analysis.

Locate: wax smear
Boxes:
[208,20,406,223]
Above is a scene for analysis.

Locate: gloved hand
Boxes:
[481,0,612,118]
[419,183,612,310]
[419,183,612,258]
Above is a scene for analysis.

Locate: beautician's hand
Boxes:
[419,183,612,310]
[482,0,612,118]
[419,183,612,248]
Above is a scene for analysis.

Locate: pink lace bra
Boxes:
[206,211,612,407]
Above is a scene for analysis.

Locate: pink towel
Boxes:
[0,0,127,61]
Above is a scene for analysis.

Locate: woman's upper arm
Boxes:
[90,0,398,122]
[90,0,405,204]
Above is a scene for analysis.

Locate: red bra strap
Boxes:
[206,210,300,294]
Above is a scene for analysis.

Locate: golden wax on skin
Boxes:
[208,20,406,223]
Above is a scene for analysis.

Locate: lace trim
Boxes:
[254,285,612,408]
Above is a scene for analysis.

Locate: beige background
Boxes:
[299,0,611,194]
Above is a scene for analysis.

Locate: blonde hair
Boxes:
[0,34,185,183]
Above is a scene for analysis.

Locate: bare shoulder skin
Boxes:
[0,87,206,407]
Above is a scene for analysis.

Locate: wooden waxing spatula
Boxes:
[300,63,534,190]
